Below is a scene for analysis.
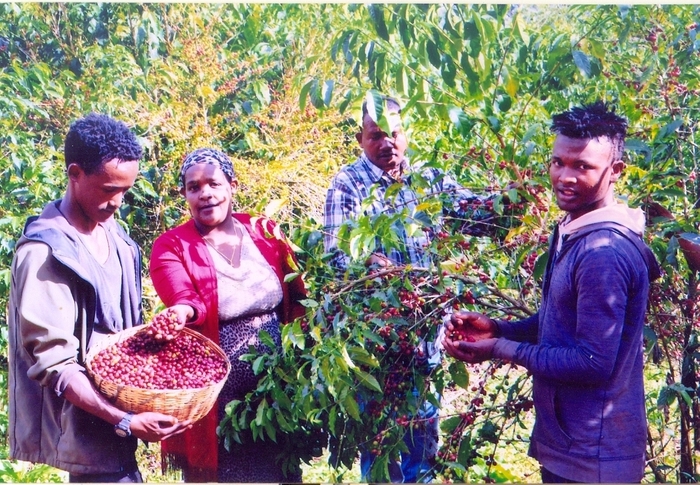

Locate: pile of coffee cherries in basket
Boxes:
[89,310,228,390]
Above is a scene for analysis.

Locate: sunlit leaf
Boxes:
[513,13,530,46]
[352,368,382,392]
[448,106,473,138]
[448,361,469,389]
[364,89,393,136]
[299,78,315,112]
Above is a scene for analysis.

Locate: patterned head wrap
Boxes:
[179,148,235,186]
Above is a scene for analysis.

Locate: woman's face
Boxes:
[181,163,237,229]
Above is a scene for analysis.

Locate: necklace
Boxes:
[200,220,242,267]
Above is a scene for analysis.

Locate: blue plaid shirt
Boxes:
[323,153,485,269]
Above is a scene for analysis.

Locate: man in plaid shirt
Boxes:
[324,97,494,271]
[323,94,495,482]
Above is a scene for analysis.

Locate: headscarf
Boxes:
[179,148,235,186]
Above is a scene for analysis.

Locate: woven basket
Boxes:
[85,326,230,423]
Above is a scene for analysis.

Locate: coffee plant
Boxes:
[218,183,541,482]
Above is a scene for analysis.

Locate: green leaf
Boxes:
[448,361,470,389]
[349,232,369,260]
[252,355,266,375]
[271,387,293,411]
[347,345,380,368]
[298,298,319,308]
[440,416,462,434]
[352,368,382,392]
[367,4,389,41]
[503,67,519,97]
[588,38,605,58]
[657,386,675,408]
[299,79,314,112]
[343,393,361,420]
[283,272,300,283]
[625,139,652,162]
[463,18,479,40]
[373,52,386,86]
[513,13,529,46]
[654,118,684,142]
[441,54,457,88]
[533,251,549,281]
[385,182,404,200]
[411,210,433,227]
[426,40,441,68]
[287,319,306,350]
[253,80,271,105]
[478,419,499,443]
[459,53,479,90]
[670,383,694,406]
[255,399,267,426]
[398,17,411,48]
[309,79,325,109]
[448,106,473,139]
[497,94,512,112]
[264,420,277,441]
[471,12,486,47]
[364,90,393,136]
[643,325,659,354]
[340,345,357,369]
[522,123,542,143]
[395,65,409,96]
[457,437,473,465]
[258,330,276,350]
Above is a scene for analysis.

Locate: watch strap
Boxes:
[115,411,134,437]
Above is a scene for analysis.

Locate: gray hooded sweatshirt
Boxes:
[8,200,142,474]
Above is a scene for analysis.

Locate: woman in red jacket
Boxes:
[150,148,307,482]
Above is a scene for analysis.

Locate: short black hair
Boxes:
[551,101,628,160]
[361,95,402,122]
[64,113,143,174]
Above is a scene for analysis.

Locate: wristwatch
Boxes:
[114,412,134,438]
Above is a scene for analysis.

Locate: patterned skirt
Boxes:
[216,311,301,483]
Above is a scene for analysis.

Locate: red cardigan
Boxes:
[149,214,307,478]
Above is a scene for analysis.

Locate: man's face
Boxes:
[70,158,139,224]
[356,110,408,173]
[549,134,624,221]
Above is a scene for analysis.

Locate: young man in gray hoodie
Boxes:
[443,101,660,483]
[8,114,190,482]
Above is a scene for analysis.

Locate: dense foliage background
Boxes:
[0,3,699,482]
